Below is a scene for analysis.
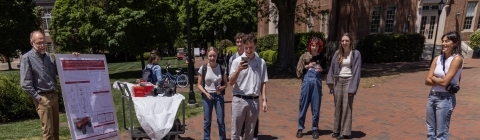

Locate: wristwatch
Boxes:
[262,99,267,102]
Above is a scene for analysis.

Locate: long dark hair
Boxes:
[441,31,462,56]
[148,49,160,64]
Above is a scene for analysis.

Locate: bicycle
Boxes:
[163,63,189,88]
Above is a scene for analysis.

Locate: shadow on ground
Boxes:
[266,60,439,79]
[350,131,367,138]
[360,60,432,78]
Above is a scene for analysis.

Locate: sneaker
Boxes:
[239,136,243,140]
[312,130,319,139]
[296,129,303,138]
[253,138,258,140]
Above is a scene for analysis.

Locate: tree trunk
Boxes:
[271,0,297,71]
[6,57,12,70]
[328,0,340,42]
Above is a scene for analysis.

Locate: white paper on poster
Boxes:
[55,54,119,140]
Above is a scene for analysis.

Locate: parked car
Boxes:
[177,52,185,60]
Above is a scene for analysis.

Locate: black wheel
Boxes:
[81,126,86,134]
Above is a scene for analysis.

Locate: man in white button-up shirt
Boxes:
[228,33,268,140]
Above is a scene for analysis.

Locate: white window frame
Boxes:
[463,1,478,31]
[42,9,52,31]
[384,5,397,33]
[46,43,53,53]
[307,16,314,32]
[370,6,382,34]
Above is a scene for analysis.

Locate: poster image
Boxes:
[55,54,119,140]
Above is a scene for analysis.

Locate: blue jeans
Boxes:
[203,93,226,140]
[426,92,456,140]
[298,69,322,130]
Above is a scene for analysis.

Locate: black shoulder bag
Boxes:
[442,55,460,93]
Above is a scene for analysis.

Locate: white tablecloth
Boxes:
[112,81,185,139]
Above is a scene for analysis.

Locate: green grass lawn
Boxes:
[0,57,203,139]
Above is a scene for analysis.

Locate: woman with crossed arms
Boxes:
[424,31,463,139]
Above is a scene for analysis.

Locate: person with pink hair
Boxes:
[295,37,324,139]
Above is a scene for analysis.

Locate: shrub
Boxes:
[356,33,425,63]
[259,51,266,59]
[217,39,234,52]
[256,32,327,64]
[257,34,278,51]
[294,32,327,60]
[260,50,277,63]
[226,46,238,54]
[470,31,480,49]
[136,52,151,60]
[0,74,37,122]
[0,74,65,123]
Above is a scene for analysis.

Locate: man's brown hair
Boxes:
[241,32,257,44]
[234,32,245,40]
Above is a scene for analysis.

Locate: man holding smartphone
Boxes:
[229,33,268,140]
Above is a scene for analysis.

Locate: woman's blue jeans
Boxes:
[298,69,322,130]
[426,91,456,140]
[203,93,226,140]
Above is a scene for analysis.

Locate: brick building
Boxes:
[257,0,332,37]
[259,0,480,43]
[35,0,56,53]
[258,0,480,58]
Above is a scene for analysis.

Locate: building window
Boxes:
[464,2,477,30]
[420,16,427,36]
[325,15,329,35]
[321,15,325,32]
[307,16,314,32]
[370,6,382,34]
[46,43,53,53]
[42,10,52,30]
[478,16,480,29]
[422,6,429,10]
[428,16,436,39]
[385,6,397,33]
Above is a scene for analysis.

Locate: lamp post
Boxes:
[213,30,217,46]
[186,0,197,107]
[223,25,227,40]
[430,0,445,65]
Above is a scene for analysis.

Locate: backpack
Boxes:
[142,64,158,82]
[142,67,152,82]
[201,63,225,95]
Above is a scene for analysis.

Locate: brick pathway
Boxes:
[121,58,480,140]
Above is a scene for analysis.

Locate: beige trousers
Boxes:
[333,77,354,136]
[33,92,60,140]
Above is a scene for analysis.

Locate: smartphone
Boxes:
[241,57,248,62]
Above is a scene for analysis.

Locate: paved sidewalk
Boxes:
[122,58,480,140]
[0,58,20,70]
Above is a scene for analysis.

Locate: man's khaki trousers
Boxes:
[33,92,60,140]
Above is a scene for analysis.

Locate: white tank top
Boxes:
[431,54,463,92]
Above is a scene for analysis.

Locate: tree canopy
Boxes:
[177,0,258,47]
[259,0,321,71]
[51,0,181,68]
[0,0,41,70]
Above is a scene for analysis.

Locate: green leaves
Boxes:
[0,0,40,60]
[51,0,181,56]
[470,31,480,49]
[178,0,257,43]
